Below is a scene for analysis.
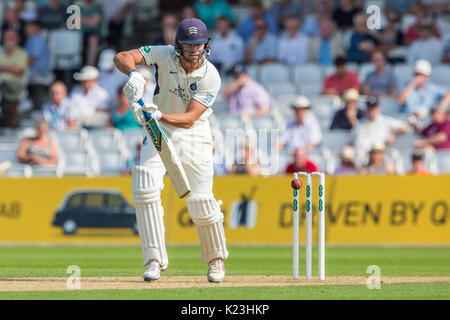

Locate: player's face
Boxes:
[181,43,205,62]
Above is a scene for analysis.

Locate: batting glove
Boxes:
[124,70,146,105]
[131,102,162,126]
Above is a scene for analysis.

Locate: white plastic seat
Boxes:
[48,30,83,70]
[217,114,245,133]
[435,150,450,174]
[246,64,259,81]
[430,65,450,86]
[57,129,89,151]
[273,94,299,117]
[0,147,18,163]
[97,150,126,175]
[89,129,123,152]
[300,83,322,98]
[62,150,97,176]
[32,166,62,177]
[123,128,144,158]
[394,64,414,87]
[249,114,278,131]
[4,164,33,178]
[293,64,323,84]
[266,82,297,98]
[260,63,291,83]
[379,97,401,115]
[391,133,422,151]
[321,130,353,153]
[212,100,229,115]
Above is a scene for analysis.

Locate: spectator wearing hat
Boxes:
[222,64,271,116]
[279,96,322,153]
[307,17,345,66]
[329,89,364,130]
[362,50,397,98]
[404,3,441,46]
[411,106,450,151]
[359,140,396,175]
[397,60,450,117]
[69,66,110,125]
[98,48,128,107]
[407,151,431,175]
[38,0,68,30]
[17,119,59,167]
[322,57,361,96]
[209,15,245,72]
[347,13,379,64]
[244,17,277,65]
[407,21,443,66]
[334,145,358,175]
[0,29,28,128]
[353,96,408,155]
[285,147,319,174]
[237,0,278,43]
[42,81,77,131]
[194,0,235,30]
[25,17,51,111]
[276,16,310,66]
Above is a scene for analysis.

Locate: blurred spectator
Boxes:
[38,0,68,30]
[362,51,397,98]
[407,21,443,65]
[42,81,77,131]
[244,17,277,65]
[334,145,358,175]
[347,13,379,64]
[97,0,134,50]
[385,0,420,14]
[308,18,345,65]
[181,6,198,20]
[140,67,156,104]
[80,0,104,66]
[285,147,319,174]
[421,0,450,14]
[279,96,322,152]
[98,49,128,107]
[269,0,302,30]
[69,66,109,125]
[194,0,235,29]
[407,150,431,175]
[359,140,396,175]
[301,1,330,37]
[353,96,408,154]
[332,0,360,31]
[160,0,196,15]
[209,15,245,72]
[222,64,270,116]
[110,86,141,131]
[1,8,26,46]
[322,57,361,96]
[397,60,450,117]
[443,38,450,64]
[330,89,364,130]
[17,119,59,166]
[155,13,178,45]
[25,17,51,111]
[230,141,261,176]
[404,3,440,45]
[411,106,450,151]
[0,29,28,128]
[372,9,404,54]
[237,0,278,43]
[276,16,310,66]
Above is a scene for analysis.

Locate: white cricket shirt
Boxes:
[138,45,221,135]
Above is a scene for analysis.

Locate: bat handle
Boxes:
[138,99,152,121]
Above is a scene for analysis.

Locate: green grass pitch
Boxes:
[0,245,449,300]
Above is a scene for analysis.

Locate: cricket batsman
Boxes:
[113,18,228,283]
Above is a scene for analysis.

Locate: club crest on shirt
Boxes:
[189,82,198,93]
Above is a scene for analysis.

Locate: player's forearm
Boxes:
[114,50,143,75]
[426,133,447,145]
[160,113,198,129]
[397,83,415,105]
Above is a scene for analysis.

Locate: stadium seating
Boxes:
[260,63,291,83]
[122,128,144,159]
[435,150,450,174]
[97,150,128,175]
[266,82,297,98]
[56,130,89,152]
[89,129,124,152]
[48,30,83,70]
[61,149,98,176]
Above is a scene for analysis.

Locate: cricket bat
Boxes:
[138,99,191,198]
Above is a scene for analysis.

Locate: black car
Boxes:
[52,189,138,235]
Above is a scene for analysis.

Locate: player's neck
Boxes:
[180,56,204,74]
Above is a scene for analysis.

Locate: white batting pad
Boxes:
[186,194,229,264]
[132,166,168,268]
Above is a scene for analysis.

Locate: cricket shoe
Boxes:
[143,259,165,281]
[207,258,225,283]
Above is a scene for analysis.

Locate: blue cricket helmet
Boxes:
[175,18,211,56]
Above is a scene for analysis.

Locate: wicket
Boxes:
[292,172,325,280]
